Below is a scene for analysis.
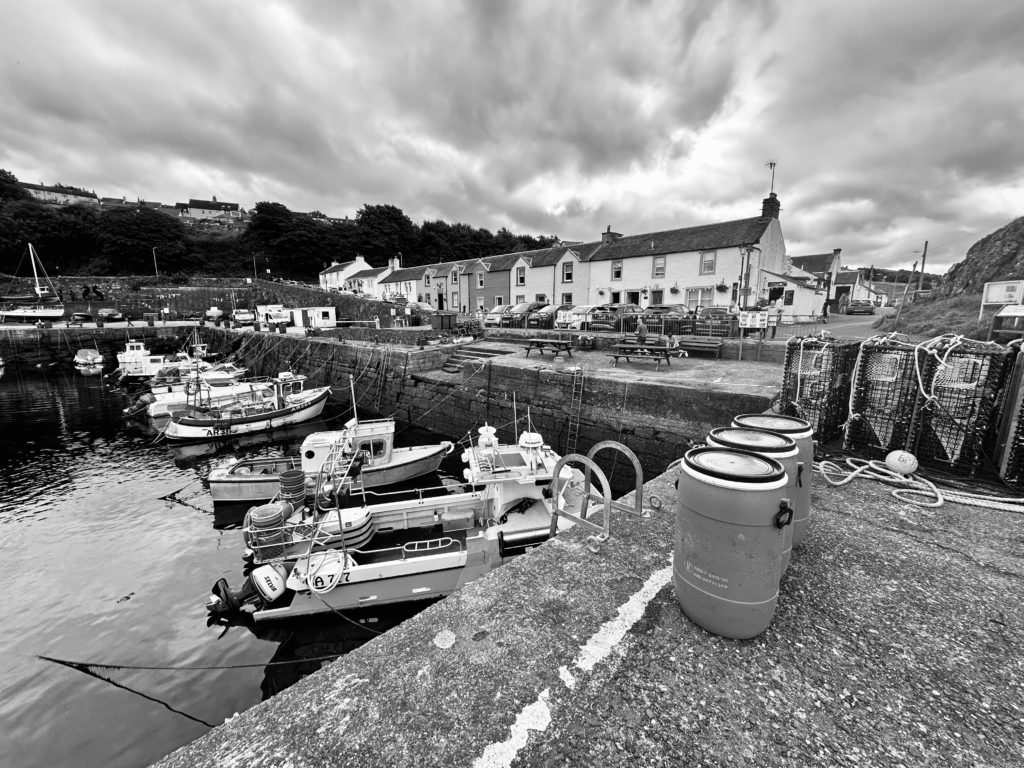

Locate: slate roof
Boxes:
[834,271,860,285]
[761,269,819,288]
[349,268,386,279]
[184,198,240,212]
[381,266,429,284]
[789,253,838,276]
[479,253,523,272]
[583,217,773,263]
[320,260,357,275]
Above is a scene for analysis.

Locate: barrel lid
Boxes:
[707,427,796,454]
[733,413,812,435]
[683,447,785,483]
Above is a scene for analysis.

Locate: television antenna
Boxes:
[765,160,777,194]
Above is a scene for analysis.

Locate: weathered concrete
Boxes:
[155,468,1024,767]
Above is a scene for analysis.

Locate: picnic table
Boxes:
[608,342,673,370]
[523,338,573,358]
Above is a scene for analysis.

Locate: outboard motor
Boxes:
[206,564,288,616]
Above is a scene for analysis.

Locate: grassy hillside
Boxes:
[873,293,997,340]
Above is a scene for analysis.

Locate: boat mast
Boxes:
[349,375,358,422]
[28,244,41,296]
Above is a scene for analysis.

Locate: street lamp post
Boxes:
[152,247,159,277]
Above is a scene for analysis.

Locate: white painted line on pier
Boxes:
[472,560,674,768]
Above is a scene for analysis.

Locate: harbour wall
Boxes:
[199,328,772,478]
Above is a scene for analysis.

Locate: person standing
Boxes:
[771,299,784,339]
[821,300,830,324]
[636,318,649,345]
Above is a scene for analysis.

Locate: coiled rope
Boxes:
[815,457,1024,513]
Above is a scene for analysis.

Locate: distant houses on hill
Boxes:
[20,182,250,229]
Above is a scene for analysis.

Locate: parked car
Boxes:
[406,301,437,314]
[846,299,876,315]
[695,306,730,319]
[502,301,548,328]
[231,309,256,324]
[556,304,607,330]
[204,307,225,321]
[642,304,692,319]
[483,305,514,328]
[588,303,643,332]
[527,303,572,329]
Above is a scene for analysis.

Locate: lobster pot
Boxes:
[706,428,799,575]
[279,468,307,508]
[246,501,292,561]
[781,337,862,441]
[913,340,1015,474]
[843,340,934,459]
[731,414,813,547]
[674,447,790,640]
[995,346,1024,485]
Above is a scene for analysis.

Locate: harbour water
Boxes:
[0,367,445,767]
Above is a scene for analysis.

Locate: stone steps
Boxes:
[441,344,515,372]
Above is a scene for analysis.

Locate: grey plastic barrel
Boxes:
[674,447,791,639]
[247,501,292,559]
[732,414,813,546]
[706,427,798,576]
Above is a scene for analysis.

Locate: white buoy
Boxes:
[885,450,918,475]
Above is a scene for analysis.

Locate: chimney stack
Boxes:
[601,225,622,244]
[761,192,781,219]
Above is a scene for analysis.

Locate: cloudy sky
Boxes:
[3,1,1022,273]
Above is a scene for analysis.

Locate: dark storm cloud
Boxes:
[1,0,1022,271]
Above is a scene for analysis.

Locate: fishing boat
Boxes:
[163,372,330,442]
[124,363,253,418]
[114,330,212,381]
[208,419,454,504]
[0,244,65,324]
[73,348,103,367]
[206,421,587,622]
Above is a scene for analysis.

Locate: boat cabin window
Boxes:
[355,439,387,459]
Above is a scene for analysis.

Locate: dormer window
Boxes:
[477,271,485,288]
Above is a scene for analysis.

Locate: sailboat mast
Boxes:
[29,244,41,295]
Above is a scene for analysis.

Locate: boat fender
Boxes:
[250,564,288,603]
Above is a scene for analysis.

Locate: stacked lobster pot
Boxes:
[780,336,861,442]
[845,334,1015,475]
[990,342,1024,485]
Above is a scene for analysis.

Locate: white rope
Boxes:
[816,457,1024,513]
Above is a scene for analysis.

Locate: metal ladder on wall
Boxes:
[373,345,392,412]
[565,366,586,455]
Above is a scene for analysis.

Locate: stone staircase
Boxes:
[441,343,515,373]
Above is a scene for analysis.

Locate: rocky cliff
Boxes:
[943,215,1024,295]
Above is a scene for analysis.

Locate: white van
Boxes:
[555,304,606,330]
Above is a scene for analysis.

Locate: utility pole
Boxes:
[152,247,159,277]
[893,261,918,330]
[917,240,928,293]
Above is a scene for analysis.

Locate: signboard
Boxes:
[980,280,1024,322]
[982,281,1024,306]
[739,310,768,328]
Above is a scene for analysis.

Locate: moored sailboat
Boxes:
[0,244,65,324]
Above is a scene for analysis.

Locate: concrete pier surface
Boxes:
[156,465,1023,767]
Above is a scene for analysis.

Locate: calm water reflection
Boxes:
[0,368,435,768]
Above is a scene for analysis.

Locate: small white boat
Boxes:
[208,419,454,504]
[125,364,256,419]
[73,348,103,367]
[207,421,588,622]
[115,331,212,381]
[0,244,65,324]
[163,372,331,442]
[76,364,104,377]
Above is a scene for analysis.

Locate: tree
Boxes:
[354,204,420,265]
[0,169,30,202]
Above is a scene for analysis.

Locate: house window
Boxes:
[699,251,717,275]
[784,290,794,306]
[451,272,458,285]
[684,287,714,310]
[320,311,330,320]
[515,295,525,304]
[610,291,621,304]
[452,291,459,308]
[477,272,484,288]
[611,260,622,280]
[495,296,504,306]
[652,256,666,279]
[424,274,431,286]
[651,289,664,304]
[562,262,573,282]
[561,293,573,304]
[476,297,485,310]
[516,267,525,285]
[535,294,546,302]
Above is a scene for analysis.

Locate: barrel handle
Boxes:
[774,498,793,529]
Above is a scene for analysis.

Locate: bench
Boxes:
[608,337,673,370]
[669,335,724,359]
[523,338,573,358]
